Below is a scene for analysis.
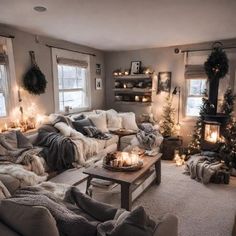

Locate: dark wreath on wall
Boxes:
[23,51,47,95]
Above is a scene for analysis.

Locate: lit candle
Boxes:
[135,96,139,102]
[123,84,127,89]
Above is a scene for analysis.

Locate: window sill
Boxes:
[59,106,91,115]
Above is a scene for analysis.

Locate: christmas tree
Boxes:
[219,88,236,167]
[187,98,211,154]
[221,88,235,123]
[220,121,236,168]
[160,95,176,137]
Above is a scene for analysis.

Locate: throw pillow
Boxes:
[50,114,73,126]
[0,131,18,150]
[106,109,122,129]
[119,112,139,131]
[16,131,33,149]
[88,112,108,133]
[54,122,73,137]
[110,206,156,236]
[71,114,85,121]
[72,118,94,135]
[0,200,59,236]
[38,124,59,133]
[71,187,118,222]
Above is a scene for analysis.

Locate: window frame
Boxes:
[0,37,17,120]
[184,78,208,118]
[52,48,91,114]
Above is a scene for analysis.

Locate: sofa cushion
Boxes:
[0,221,20,236]
[119,112,139,131]
[72,118,95,135]
[107,110,122,130]
[88,112,108,133]
[0,201,60,236]
[54,122,73,137]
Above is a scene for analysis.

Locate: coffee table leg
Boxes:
[121,183,131,211]
[155,158,161,185]
[86,176,92,195]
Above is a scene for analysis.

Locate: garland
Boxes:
[23,65,47,95]
[204,47,228,80]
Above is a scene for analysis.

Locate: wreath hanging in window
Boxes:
[23,51,47,95]
[204,42,229,80]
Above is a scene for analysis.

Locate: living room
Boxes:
[0,1,235,236]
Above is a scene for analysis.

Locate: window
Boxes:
[186,79,207,117]
[52,48,91,113]
[0,64,8,117]
[58,64,88,112]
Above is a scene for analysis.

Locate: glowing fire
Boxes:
[207,131,218,143]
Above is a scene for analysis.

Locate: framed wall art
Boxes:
[130,61,141,75]
[157,72,172,93]
[95,78,102,90]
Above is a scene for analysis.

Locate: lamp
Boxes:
[172,86,181,133]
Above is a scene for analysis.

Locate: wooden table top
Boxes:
[110,129,137,136]
[83,153,161,184]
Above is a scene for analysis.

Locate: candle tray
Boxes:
[103,152,143,172]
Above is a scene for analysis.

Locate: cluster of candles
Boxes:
[0,114,45,133]
[110,152,140,167]
[174,150,186,166]
[135,96,149,102]
[113,68,152,76]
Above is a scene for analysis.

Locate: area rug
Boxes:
[80,161,236,236]
[133,161,236,236]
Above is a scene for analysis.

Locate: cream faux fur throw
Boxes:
[0,164,47,187]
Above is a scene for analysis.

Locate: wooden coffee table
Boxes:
[83,153,162,210]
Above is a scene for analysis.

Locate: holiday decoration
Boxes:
[219,88,236,168]
[204,45,229,114]
[204,46,229,80]
[23,51,47,95]
[219,120,236,168]
[187,98,211,154]
[159,95,176,137]
[221,88,235,123]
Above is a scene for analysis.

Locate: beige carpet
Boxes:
[86,161,236,236]
[133,161,236,236]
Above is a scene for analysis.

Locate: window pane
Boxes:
[0,93,6,117]
[188,79,206,96]
[58,65,85,90]
[59,91,86,111]
[186,97,203,116]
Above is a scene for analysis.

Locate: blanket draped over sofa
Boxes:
[36,131,76,171]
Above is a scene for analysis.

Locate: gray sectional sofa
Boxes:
[0,109,178,236]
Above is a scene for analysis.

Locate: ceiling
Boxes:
[0,0,236,51]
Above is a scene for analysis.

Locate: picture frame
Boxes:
[157,72,172,93]
[96,64,101,75]
[130,61,141,75]
[95,78,102,90]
